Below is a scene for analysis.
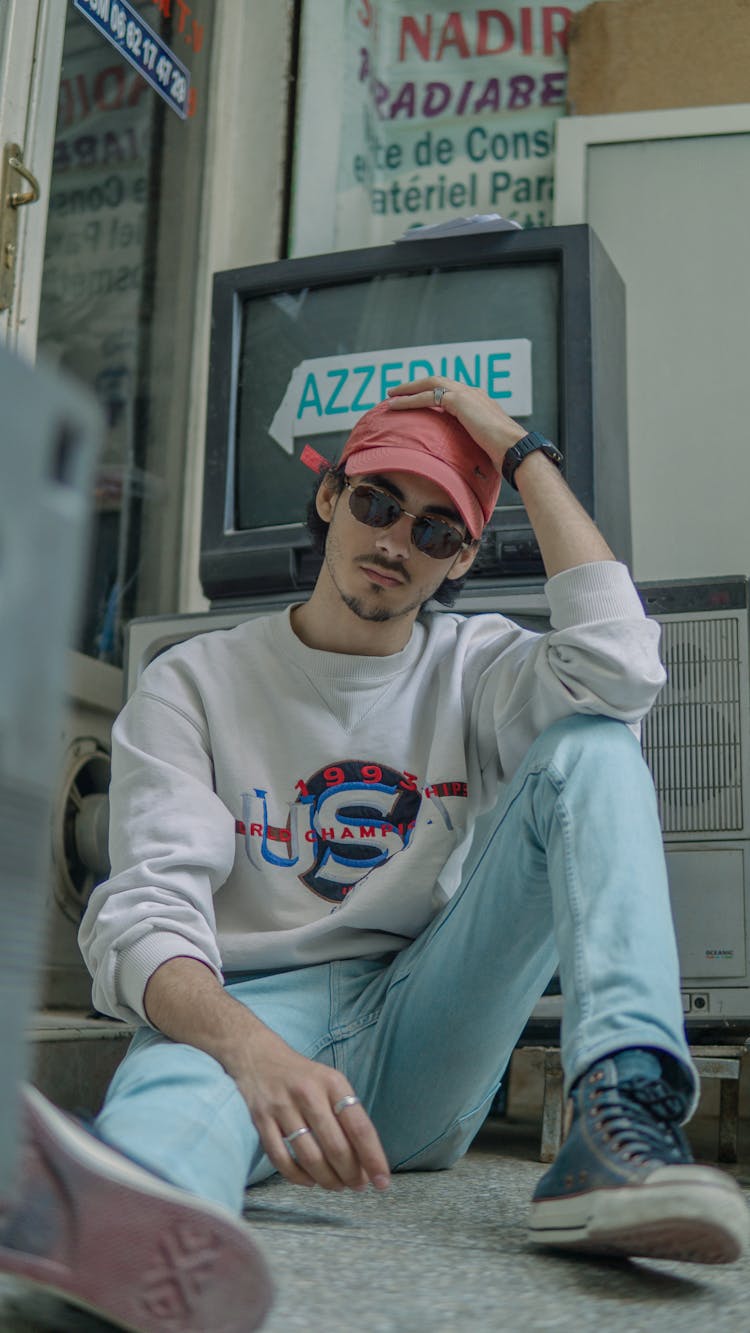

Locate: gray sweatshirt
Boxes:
[79,561,665,1025]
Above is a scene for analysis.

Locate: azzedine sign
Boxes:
[269,339,533,454]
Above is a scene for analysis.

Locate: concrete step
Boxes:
[28,1010,134,1116]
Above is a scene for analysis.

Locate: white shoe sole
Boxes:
[527,1165,750,1264]
[0,1085,274,1332]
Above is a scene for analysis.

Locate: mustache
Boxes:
[357,554,411,583]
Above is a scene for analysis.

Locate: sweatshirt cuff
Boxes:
[545,561,644,630]
[115,932,222,1026]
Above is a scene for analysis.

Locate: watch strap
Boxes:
[501,432,564,491]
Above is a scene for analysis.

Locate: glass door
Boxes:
[0,1,65,351]
[3,0,215,664]
[35,0,214,663]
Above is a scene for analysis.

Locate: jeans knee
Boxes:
[532,714,641,771]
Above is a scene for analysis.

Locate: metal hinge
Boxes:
[0,143,41,312]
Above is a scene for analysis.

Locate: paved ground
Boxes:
[248,1119,750,1333]
[1,1114,748,1332]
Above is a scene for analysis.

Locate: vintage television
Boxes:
[200,223,629,604]
[124,575,750,1034]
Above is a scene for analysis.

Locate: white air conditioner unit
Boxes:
[639,577,750,1029]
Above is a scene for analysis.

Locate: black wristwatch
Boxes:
[502,432,564,491]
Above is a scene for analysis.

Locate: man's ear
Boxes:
[446,539,481,583]
[315,472,341,524]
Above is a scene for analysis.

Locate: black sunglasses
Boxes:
[344,481,470,560]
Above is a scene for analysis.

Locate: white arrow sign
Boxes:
[269,339,532,455]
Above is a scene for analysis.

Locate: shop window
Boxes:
[37,0,213,663]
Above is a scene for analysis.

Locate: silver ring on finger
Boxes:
[333,1095,361,1116]
[433,386,446,407]
[283,1126,313,1160]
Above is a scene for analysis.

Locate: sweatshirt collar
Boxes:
[271,605,426,682]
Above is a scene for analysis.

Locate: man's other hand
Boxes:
[144,956,391,1194]
[233,1024,390,1193]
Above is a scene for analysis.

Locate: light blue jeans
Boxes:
[95,717,697,1214]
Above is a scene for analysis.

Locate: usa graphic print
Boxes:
[241,760,422,903]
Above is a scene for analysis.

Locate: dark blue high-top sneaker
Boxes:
[528,1048,750,1264]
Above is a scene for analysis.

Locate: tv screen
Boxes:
[201,225,628,602]
[236,263,558,532]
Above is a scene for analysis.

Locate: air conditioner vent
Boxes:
[642,617,743,834]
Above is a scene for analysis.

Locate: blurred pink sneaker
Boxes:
[0,1085,274,1332]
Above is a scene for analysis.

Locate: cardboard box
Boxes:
[567,0,750,115]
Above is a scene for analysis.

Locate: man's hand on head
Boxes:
[386,377,526,472]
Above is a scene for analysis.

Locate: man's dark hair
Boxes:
[306,464,480,608]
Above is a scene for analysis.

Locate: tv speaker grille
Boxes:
[642,617,743,834]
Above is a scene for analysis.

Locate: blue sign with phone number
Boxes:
[74,0,191,120]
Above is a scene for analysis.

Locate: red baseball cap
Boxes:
[337,400,500,539]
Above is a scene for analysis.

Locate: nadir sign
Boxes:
[269,340,532,454]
